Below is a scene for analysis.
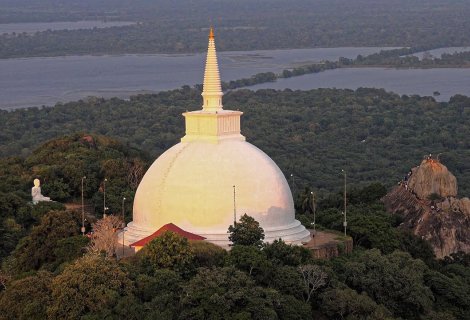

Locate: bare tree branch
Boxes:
[88,215,123,257]
[299,264,328,302]
[127,159,145,190]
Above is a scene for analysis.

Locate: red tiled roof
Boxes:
[130,223,206,247]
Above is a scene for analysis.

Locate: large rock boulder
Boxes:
[438,197,470,213]
[407,159,457,199]
[383,158,470,259]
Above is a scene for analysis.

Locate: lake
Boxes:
[0,47,396,110]
[0,21,136,34]
[2,46,470,109]
[249,67,470,102]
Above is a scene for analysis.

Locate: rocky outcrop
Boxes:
[382,158,470,259]
[382,186,427,222]
[439,197,470,213]
[407,159,457,199]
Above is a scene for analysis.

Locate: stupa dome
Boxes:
[123,28,310,247]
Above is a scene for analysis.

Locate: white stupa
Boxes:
[122,28,310,248]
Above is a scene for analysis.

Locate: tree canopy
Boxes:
[1,88,470,198]
[142,231,195,276]
[0,86,469,319]
[228,214,265,247]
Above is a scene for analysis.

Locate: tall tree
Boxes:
[337,249,434,318]
[47,254,135,319]
[88,215,122,257]
[298,264,328,302]
[0,271,53,320]
[228,214,265,247]
[320,287,395,320]
[10,210,81,273]
[179,267,280,320]
[143,231,195,276]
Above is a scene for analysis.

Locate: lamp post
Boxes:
[81,176,86,235]
[341,169,347,236]
[103,178,108,217]
[233,185,237,225]
[121,197,126,221]
[310,191,316,234]
[121,197,126,256]
[290,173,295,197]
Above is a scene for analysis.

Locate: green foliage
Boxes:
[312,183,436,257]
[336,249,434,318]
[226,245,272,279]
[228,214,265,247]
[320,287,395,320]
[29,201,65,224]
[47,254,135,320]
[275,294,312,320]
[424,270,470,320]
[269,265,304,300]
[441,251,470,268]
[179,267,280,320]
[428,193,444,201]
[191,240,227,268]
[10,210,81,273]
[352,48,470,68]
[223,72,277,90]
[0,192,27,220]
[0,218,24,263]
[0,185,468,320]
[0,83,469,319]
[315,201,400,254]
[348,183,388,205]
[135,269,182,302]
[41,178,71,201]
[143,231,195,276]
[53,235,89,270]
[0,271,53,320]
[346,204,400,254]
[23,133,147,215]
[397,231,436,266]
[263,239,311,266]
[9,201,66,231]
[3,88,470,197]
[134,270,182,319]
[0,133,146,261]
[423,311,457,320]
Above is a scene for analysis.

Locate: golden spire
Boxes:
[202,27,223,112]
[181,27,245,143]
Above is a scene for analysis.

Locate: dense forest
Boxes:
[1,77,468,320]
[0,134,147,262]
[0,133,469,319]
[1,88,470,196]
[349,49,470,68]
[2,0,470,57]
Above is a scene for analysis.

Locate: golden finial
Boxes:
[209,26,214,39]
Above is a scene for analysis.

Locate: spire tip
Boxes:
[209,26,214,40]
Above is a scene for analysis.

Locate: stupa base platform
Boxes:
[119,220,311,249]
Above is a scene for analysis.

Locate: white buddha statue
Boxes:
[31,179,51,204]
